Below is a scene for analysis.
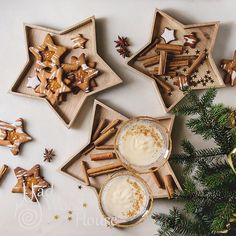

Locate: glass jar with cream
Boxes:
[114,116,172,173]
[98,172,153,227]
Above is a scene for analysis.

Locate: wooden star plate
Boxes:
[127,9,225,112]
[59,100,181,199]
[10,16,122,128]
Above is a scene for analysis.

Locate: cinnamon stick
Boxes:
[90,152,116,161]
[187,52,206,76]
[80,161,90,186]
[167,71,177,77]
[163,175,176,199]
[88,166,125,177]
[93,128,117,146]
[150,169,163,188]
[0,164,9,185]
[137,54,158,61]
[139,38,159,56]
[101,119,120,134]
[142,56,160,67]
[172,55,197,61]
[152,60,189,72]
[92,119,107,141]
[151,75,172,93]
[168,60,189,67]
[158,51,167,75]
[87,160,123,176]
[95,145,115,150]
[150,70,177,77]
[155,43,183,54]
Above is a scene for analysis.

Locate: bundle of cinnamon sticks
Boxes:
[80,118,124,186]
[137,39,206,93]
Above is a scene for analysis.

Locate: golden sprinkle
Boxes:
[122,124,163,150]
[83,203,87,208]
[123,178,145,218]
[54,215,59,220]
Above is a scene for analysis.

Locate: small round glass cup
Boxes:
[98,171,153,228]
[114,116,172,174]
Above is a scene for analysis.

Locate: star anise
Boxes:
[117,47,130,58]
[114,36,130,58]
[114,36,129,48]
[43,148,55,162]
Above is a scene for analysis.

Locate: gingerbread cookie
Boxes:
[62,56,80,72]
[0,118,32,155]
[184,32,199,48]
[12,164,50,202]
[35,67,71,105]
[221,50,236,86]
[63,54,99,93]
[71,34,88,49]
[29,34,66,71]
[75,53,99,93]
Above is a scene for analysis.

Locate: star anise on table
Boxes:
[43,148,55,162]
[117,47,130,58]
[114,36,130,58]
[114,36,129,48]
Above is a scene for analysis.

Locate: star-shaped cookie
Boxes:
[74,53,99,93]
[61,55,99,95]
[35,67,71,105]
[161,27,176,43]
[184,32,199,48]
[0,118,32,155]
[12,164,50,202]
[221,50,236,86]
[29,33,66,70]
[71,34,88,49]
[26,76,41,89]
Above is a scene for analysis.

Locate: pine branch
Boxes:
[200,88,217,108]
[155,89,236,235]
[152,208,218,236]
[181,139,196,155]
[174,88,235,153]
[196,160,236,189]
[171,148,223,164]
[211,203,236,232]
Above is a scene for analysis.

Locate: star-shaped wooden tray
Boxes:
[59,100,181,199]
[10,16,122,128]
[127,9,225,112]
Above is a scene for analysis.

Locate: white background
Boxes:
[0,0,235,235]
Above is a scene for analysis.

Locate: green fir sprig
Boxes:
[153,88,236,236]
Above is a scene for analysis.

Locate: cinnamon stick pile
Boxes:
[137,40,206,93]
[79,118,124,185]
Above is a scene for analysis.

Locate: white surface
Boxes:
[0,0,235,235]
